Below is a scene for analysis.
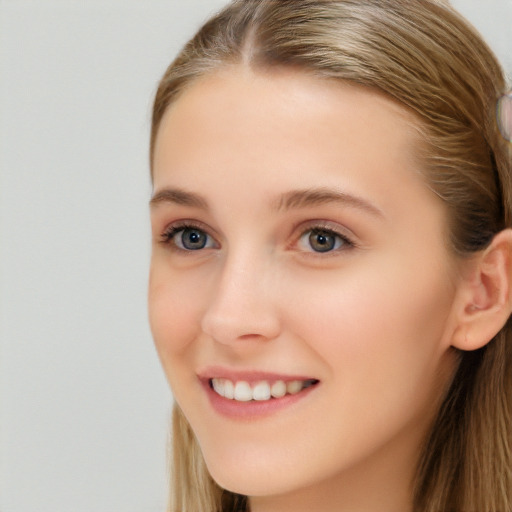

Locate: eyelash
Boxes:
[160,222,217,252]
[296,224,355,254]
[159,222,356,254]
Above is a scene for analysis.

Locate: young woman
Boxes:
[148,1,512,511]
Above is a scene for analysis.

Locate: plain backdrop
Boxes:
[0,1,510,511]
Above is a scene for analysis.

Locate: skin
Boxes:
[148,66,463,512]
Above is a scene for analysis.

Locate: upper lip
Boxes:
[197,366,319,385]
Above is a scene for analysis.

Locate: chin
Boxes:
[203,451,298,498]
[211,474,291,499]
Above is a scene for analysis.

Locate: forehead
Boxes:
[152,65,431,216]
[157,65,420,152]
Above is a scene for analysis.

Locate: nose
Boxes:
[200,250,281,345]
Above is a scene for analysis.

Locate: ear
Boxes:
[451,229,512,351]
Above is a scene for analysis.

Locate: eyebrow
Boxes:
[149,188,209,210]
[149,186,383,218]
[273,188,384,217]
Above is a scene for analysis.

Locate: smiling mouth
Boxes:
[209,378,319,402]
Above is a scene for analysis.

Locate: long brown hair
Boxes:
[151,1,512,510]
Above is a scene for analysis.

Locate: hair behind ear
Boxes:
[415,324,512,511]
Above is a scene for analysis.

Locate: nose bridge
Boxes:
[201,244,280,344]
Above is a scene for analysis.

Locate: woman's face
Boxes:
[149,67,461,507]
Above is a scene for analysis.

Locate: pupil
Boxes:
[183,229,207,250]
[309,230,335,252]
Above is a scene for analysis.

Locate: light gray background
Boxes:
[0,1,510,511]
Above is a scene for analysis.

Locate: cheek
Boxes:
[283,252,456,402]
[148,259,207,359]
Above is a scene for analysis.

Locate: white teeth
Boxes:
[271,380,287,398]
[253,381,271,401]
[224,379,234,399]
[212,378,224,396]
[234,381,252,402]
[210,378,317,402]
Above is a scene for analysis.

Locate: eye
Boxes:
[162,225,216,251]
[298,228,352,253]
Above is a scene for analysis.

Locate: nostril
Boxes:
[201,304,281,345]
[238,333,270,341]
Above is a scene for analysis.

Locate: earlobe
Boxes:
[451,229,512,351]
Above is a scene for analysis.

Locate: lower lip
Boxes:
[202,380,318,420]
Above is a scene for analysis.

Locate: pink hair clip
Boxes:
[497,91,512,142]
